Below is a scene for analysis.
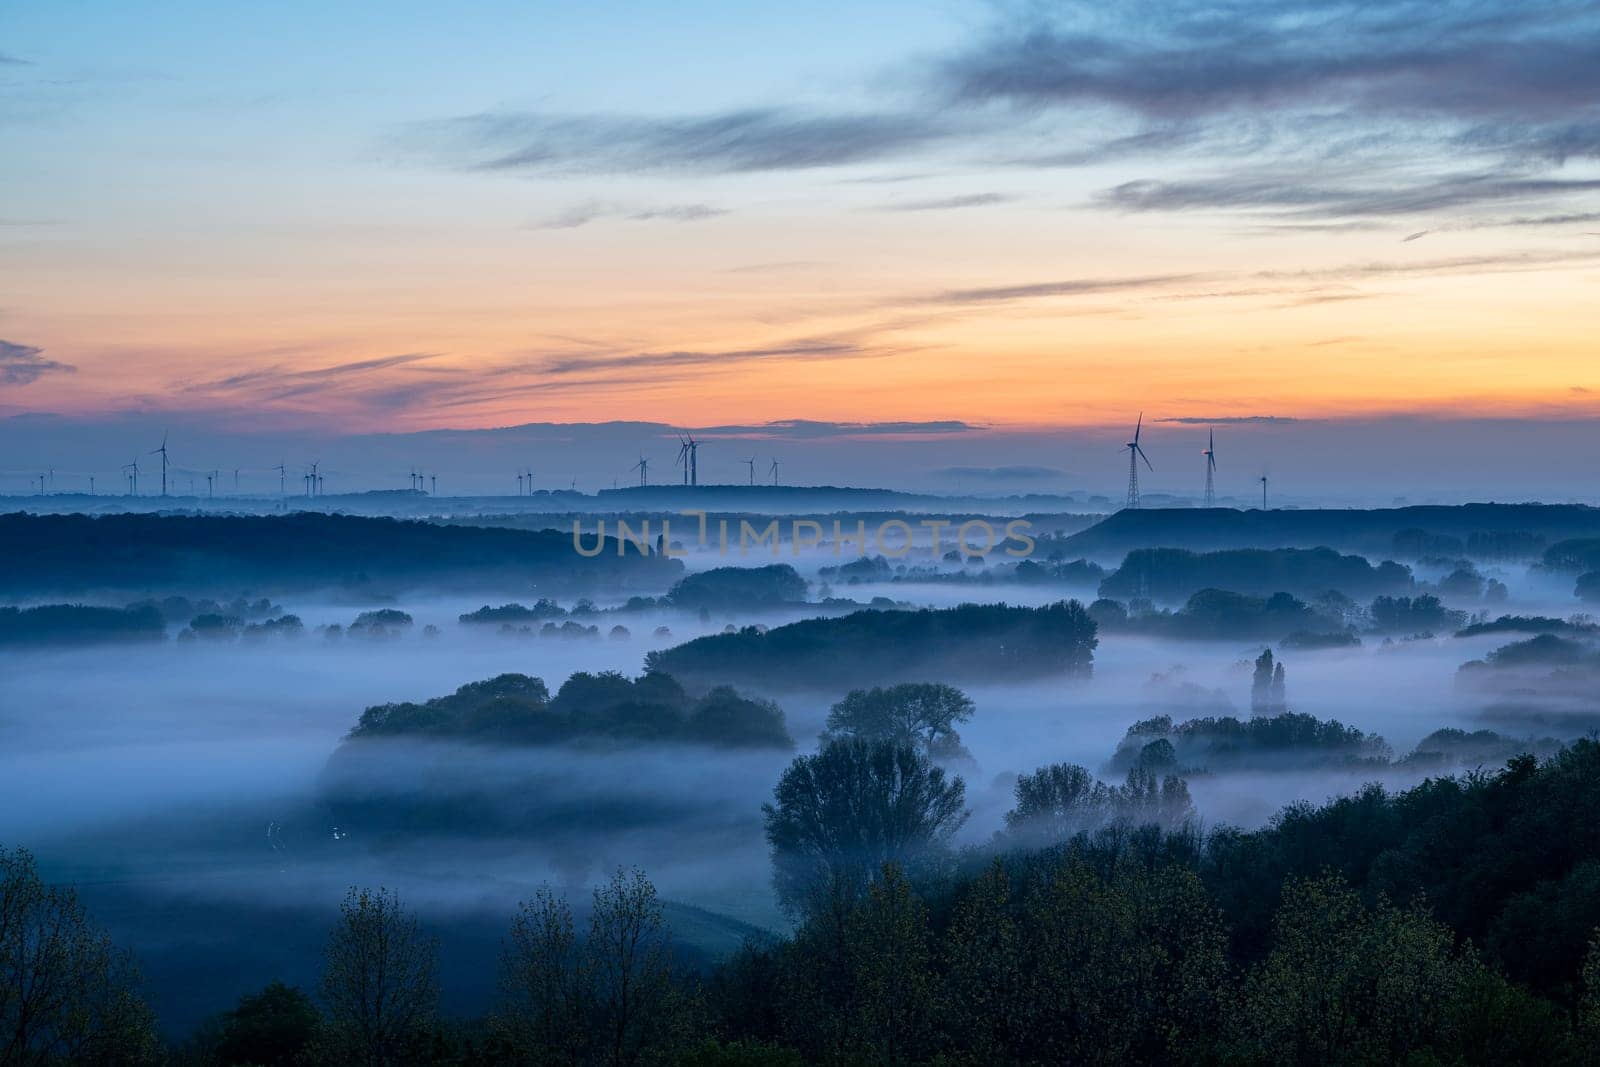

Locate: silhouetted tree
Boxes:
[589,867,680,1066]
[319,887,438,1067]
[495,886,591,1063]
[0,847,160,1065]
[762,740,967,921]
[820,683,975,760]
[210,981,320,1066]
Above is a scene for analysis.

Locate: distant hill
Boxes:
[646,600,1097,690]
[0,511,681,596]
[1060,504,1600,560]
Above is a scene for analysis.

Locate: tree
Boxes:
[1251,649,1288,715]
[0,847,160,1066]
[1001,763,1193,848]
[762,740,967,920]
[1231,874,1477,1064]
[820,683,975,760]
[941,860,1024,1060]
[211,981,320,1066]
[495,886,591,1064]
[589,867,679,1066]
[319,887,438,1067]
[1003,763,1113,844]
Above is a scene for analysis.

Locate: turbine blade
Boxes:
[1139,446,1154,471]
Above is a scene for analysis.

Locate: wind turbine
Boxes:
[631,456,649,486]
[516,470,524,496]
[273,462,286,497]
[123,458,139,495]
[206,470,217,498]
[1203,428,1217,507]
[149,433,170,496]
[769,458,780,486]
[1124,413,1153,509]
[687,434,699,486]
[430,474,437,496]
[744,457,756,485]
[1259,475,1269,511]
[676,436,691,486]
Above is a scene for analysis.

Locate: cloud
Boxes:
[1098,171,1600,219]
[938,4,1600,123]
[0,339,74,385]
[530,201,728,230]
[0,53,29,66]
[1156,415,1302,425]
[405,108,957,175]
[878,192,1012,212]
[537,340,875,378]
[700,419,976,439]
[194,352,441,400]
[925,273,1202,304]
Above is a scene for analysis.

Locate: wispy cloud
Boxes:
[403,108,958,175]
[194,352,442,400]
[877,192,1012,212]
[537,339,878,378]
[0,339,74,385]
[1157,415,1302,425]
[1098,171,1600,219]
[701,419,976,439]
[938,3,1600,123]
[529,200,728,230]
[925,273,1202,305]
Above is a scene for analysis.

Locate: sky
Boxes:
[2,1,1600,494]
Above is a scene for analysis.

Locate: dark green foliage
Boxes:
[1455,614,1593,637]
[1100,546,1411,602]
[1110,710,1391,774]
[762,740,967,920]
[667,564,808,609]
[210,981,321,1066]
[820,683,976,760]
[346,671,792,749]
[1369,592,1466,632]
[494,870,686,1066]
[999,763,1194,848]
[0,602,165,645]
[1092,589,1350,642]
[318,887,438,1066]
[458,598,568,624]
[1545,538,1600,573]
[0,847,162,1065]
[0,511,679,596]
[647,600,1097,688]
[1480,633,1591,668]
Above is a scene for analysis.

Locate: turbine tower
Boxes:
[1124,413,1153,509]
[676,436,691,486]
[149,433,170,496]
[686,434,700,486]
[769,458,780,486]
[744,457,756,485]
[1260,475,1269,511]
[273,462,286,497]
[123,458,139,495]
[631,456,649,486]
[1203,428,1217,507]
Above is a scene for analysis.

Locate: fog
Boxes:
[2,547,1594,1031]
